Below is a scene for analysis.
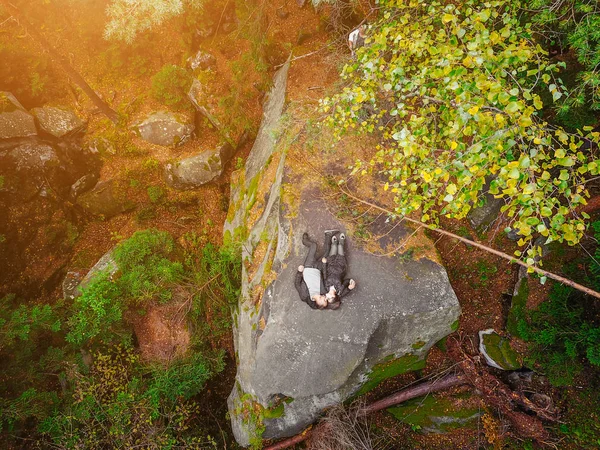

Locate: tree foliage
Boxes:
[321,0,600,264]
[527,0,600,112]
[105,0,205,43]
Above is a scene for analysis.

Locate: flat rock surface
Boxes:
[31,106,84,138]
[135,111,194,147]
[252,191,459,400]
[164,143,233,189]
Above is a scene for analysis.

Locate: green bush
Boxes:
[517,283,600,386]
[1,294,61,350]
[113,229,183,304]
[37,345,222,448]
[66,273,124,346]
[151,64,193,109]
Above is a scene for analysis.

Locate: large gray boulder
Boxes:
[134,111,194,147]
[0,92,37,139]
[31,105,85,138]
[164,142,234,189]
[77,179,135,218]
[225,62,461,446]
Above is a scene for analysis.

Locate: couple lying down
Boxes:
[294,230,356,310]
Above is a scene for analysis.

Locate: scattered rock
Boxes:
[70,173,99,198]
[77,179,136,218]
[296,0,307,7]
[63,271,83,300]
[31,105,85,138]
[467,180,504,231]
[187,49,217,71]
[88,137,116,155]
[7,142,59,171]
[0,91,37,139]
[134,111,194,147]
[479,329,521,370]
[74,248,118,296]
[164,143,235,189]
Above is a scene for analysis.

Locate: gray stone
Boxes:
[31,106,85,138]
[468,180,505,231]
[164,143,234,189]
[63,271,83,300]
[135,111,194,147]
[468,193,504,231]
[479,329,521,370]
[7,142,59,171]
[73,249,118,297]
[225,61,461,446]
[88,137,115,155]
[187,50,217,71]
[77,179,136,218]
[0,92,37,139]
[70,173,99,198]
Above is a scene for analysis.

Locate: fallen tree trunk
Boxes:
[263,373,468,450]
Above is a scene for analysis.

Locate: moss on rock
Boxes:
[387,394,480,433]
[356,354,426,397]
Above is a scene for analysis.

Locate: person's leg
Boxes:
[322,230,338,260]
[302,232,317,267]
[329,234,338,256]
[337,233,346,256]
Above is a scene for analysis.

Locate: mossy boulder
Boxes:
[388,394,481,434]
[134,111,194,147]
[226,61,461,446]
[479,329,521,370]
[164,143,234,189]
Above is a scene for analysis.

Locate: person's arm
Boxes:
[338,278,356,299]
[295,267,318,309]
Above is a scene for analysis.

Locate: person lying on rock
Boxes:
[295,231,337,310]
[323,231,356,308]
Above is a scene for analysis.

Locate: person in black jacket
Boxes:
[323,232,356,308]
[295,231,339,310]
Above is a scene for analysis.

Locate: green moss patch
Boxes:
[507,277,528,337]
[412,341,426,350]
[480,331,521,370]
[356,354,426,397]
[387,394,480,433]
[450,319,459,331]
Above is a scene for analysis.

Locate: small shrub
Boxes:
[147,185,165,203]
[151,65,193,109]
[113,229,183,304]
[517,283,600,386]
[66,273,124,346]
